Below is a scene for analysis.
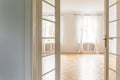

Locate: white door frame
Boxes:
[55,0,61,80]
[25,0,110,80]
[25,0,108,80]
[26,0,61,80]
[104,0,109,80]
[32,0,42,80]
[25,0,33,80]
[104,0,120,80]
[25,0,42,80]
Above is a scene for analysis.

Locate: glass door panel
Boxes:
[42,70,55,80]
[109,22,117,37]
[46,0,55,5]
[42,20,55,37]
[42,1,55,21]
[109,39,117,54]
[109,5,117,21]
[109,0,117,6]
[42,39,55,55]
[107,0,119,80]
[41,0,59,80]
[109,69,116,80]
[109,54,117,70]
[42,55,55,74]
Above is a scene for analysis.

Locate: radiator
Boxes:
[82,43,95,53]
[43,43,55,54]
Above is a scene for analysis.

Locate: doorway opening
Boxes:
[60,0,105,80]
[32,0,120,80]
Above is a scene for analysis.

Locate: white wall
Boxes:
[61,15,79,53]
[61,14,105,53]
[97,15,105,53]
[0,0,25,80]
[61,0,104,13]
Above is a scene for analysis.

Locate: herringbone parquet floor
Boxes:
[61,53,104,80]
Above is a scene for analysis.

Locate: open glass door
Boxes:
[40,0,60,80]
[105,0,120,80]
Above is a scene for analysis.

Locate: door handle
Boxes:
[103,35,107,48]
[103,36,120,48]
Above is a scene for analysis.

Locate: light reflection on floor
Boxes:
[61,54,104,80]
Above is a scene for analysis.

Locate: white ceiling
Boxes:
[61,0,104,13]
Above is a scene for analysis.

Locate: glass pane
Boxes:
[42,39,55,55]
[46,0,55,5]
[42,70,55,80]
[42,1,55,21]
[109,5,117,21]
[109,54,116,70]
[42,20,55,37]
[109,69,116,80]
[109,0,117,6]
[109,39,117,54]
[117,41,120,55]
[42,55,55,74]
[109,22,117,37]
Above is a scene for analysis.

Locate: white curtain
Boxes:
[76,14,104,53]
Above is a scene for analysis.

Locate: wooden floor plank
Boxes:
[61,54,104,80]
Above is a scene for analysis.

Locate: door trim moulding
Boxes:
[25,0,33,80]
[32,0,42,80]
[104,0,109,80]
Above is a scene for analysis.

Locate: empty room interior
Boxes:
[60,0,105,80]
